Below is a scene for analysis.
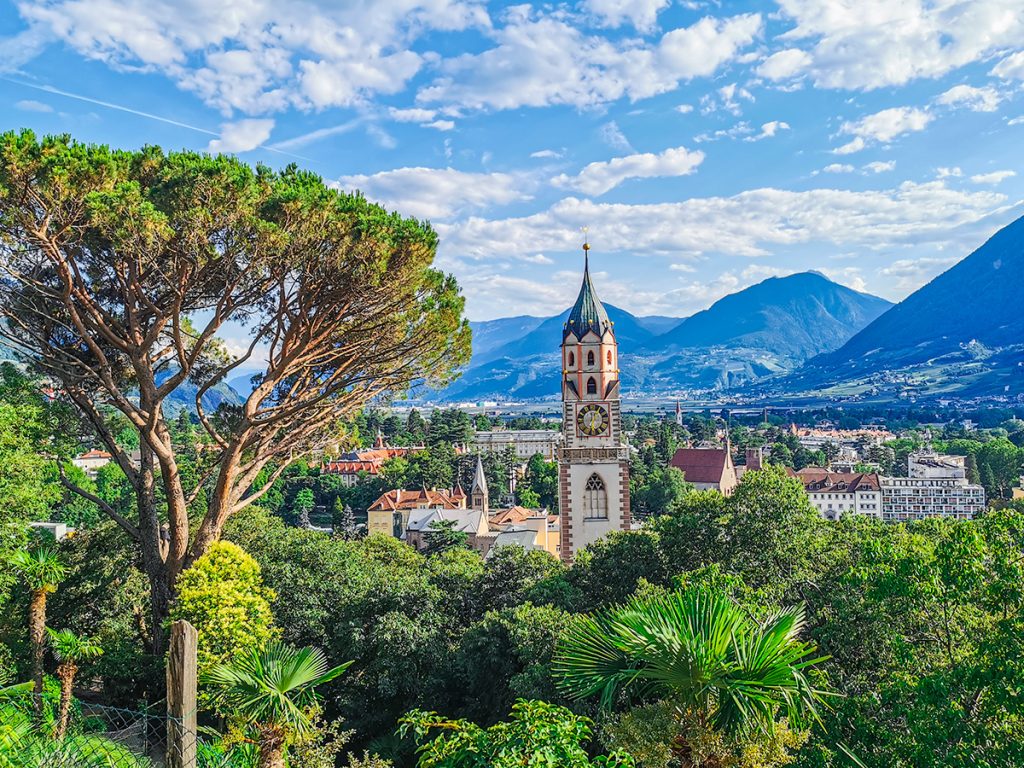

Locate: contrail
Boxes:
[4,79,310,160]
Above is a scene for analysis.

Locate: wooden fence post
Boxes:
[167,620,198,768]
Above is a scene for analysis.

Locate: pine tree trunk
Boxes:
[28,589,47,721]
[257,724,287,768]
[55,661,77,738]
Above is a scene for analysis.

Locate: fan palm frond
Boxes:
[203,642,351,737]
[554,589,832,738]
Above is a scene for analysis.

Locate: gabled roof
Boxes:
[77,449,112,460]
[489,506,538,526]
[406,508,486,534]
[485,527,540,557]
[367,488,463,512]
[669,447,733,484]
[796,469,880,492]
[563,252,613,341]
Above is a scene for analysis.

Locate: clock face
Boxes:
[577,403,610,437]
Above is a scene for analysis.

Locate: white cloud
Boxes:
[835,106,932,152]
[366,124,397,149]
[878,255,959,293]
[0,27,52,74]
[991,51,1024,80]
[207,118,274,153]
[439,181,1008,261]
[863,160,895,173]
[745,120,790,141]
[821,163,854,173]
[13,0,491,114]
[389,107,437,122]
[773,0,1024,90]
[702,82,754,115]
[417,11,761,111]
[1008,116,1024,126]
[937,166,962,178]
[694,121,753,143]
[598,121,633,152]
[14,99,53,112]
[530,149,563,159]
[335,166,532,220]
[581,0,670,32]
[970,170,1016,185]
[831,137,865,155]
[818,266,866,292]
[935,84,1002,112]
[675,103,694,114]
[424,119,455,131]
[552,146,705,196]
[756,48,811,80]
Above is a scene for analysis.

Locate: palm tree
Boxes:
[554,589,832,762]
[11,547,66,719]
[203,643,350,768]
[47,629,103,738]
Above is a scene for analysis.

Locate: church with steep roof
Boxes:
[557,241,631,562]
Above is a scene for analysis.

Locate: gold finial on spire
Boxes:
[581,225,590,252]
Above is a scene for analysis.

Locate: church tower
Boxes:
[557,240,630,562]
[470,455,489,516]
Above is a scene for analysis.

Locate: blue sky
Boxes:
[2,0,1023,321]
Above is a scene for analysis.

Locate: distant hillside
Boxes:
[440,272,890,401]
[789,215,1024,399]
[468,315,546,365]
[652,272,892,359]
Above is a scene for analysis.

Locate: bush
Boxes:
[169,541,276,673]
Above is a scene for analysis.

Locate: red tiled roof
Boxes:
[489,506,538,525]
[669,448,732,484]
[367,488,463,512]
[796,468,880,492]
[78,449,112,460]
[322,446,420,476]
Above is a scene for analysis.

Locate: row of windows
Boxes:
[566,350,613,367]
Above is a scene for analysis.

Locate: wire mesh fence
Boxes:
[0,693,250,768]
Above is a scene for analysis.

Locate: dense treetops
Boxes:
[0,130,471,650]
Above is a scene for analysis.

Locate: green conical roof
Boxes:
[563,252,613,341]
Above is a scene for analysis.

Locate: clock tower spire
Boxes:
[557,239,630,562]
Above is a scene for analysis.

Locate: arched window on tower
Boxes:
[587,350,595,367]
[583,473,608,519]
[586,377,597,395]
[606,350,612,365]
[567,351,575,367]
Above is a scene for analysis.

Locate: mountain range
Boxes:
[785,214,1024,400]
[440,271,894,401]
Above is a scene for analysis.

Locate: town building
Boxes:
[1013,477,1024,501]
[404,507,491,553]
[72,448,112,478]
[797,469,882,520]
[470,429,563,461]
[879,451,986,521]
[322,431,423,486]
[669,446,738,494]
[365,487,466,538]
[557,241,631,562]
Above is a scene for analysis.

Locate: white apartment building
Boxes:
[470,429,563,461]
[880,451,986,521]
[797,469,882,520]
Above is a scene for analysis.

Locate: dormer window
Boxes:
[587,350,595,366]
